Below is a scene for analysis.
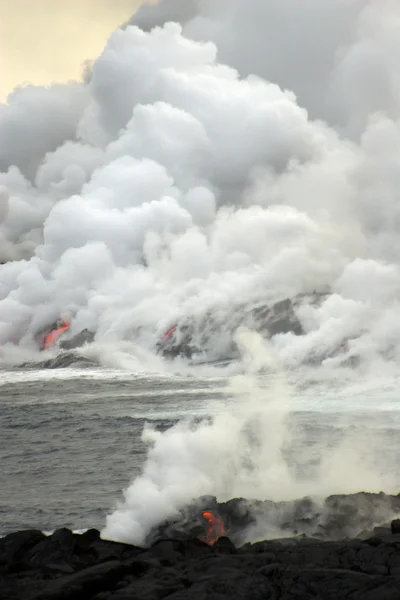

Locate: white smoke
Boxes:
[102,330,292,544]
[102,329,397,544]
[131,0,400,134]
[1,3,400,360]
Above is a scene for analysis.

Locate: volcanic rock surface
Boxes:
[2,492,400,600]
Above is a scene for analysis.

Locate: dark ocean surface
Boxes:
[2,357,400,538]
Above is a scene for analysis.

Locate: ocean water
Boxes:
[2,355,400,540]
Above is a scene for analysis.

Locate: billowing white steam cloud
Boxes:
[2,0,400,362]
[131,0,400,133]
[2,0,400,540]
[102,329,398,545]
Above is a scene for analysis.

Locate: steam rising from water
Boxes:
[102,329,398,545]
[2,0,400,542]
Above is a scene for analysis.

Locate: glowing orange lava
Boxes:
[162,326,177,344]
[200,511,226,545]
[43,321,71,350]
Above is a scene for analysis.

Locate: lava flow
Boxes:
[200,511,226,545]
[162,326,177,344]
[43,321,71,350]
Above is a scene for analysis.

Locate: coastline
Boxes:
[2,492,400,600]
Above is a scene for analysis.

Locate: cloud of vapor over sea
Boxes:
[1,0,400,369]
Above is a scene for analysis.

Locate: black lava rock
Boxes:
[391,519,400,534]
[2,492,400,600]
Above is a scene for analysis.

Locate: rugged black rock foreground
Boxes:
[2,492,400,600]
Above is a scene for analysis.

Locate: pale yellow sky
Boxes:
[0,0,145,101]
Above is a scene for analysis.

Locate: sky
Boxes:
[0,0,143,101]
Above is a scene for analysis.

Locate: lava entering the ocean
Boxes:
[43,320,71,350]
[162,326,177,344]
[200,511,226,545]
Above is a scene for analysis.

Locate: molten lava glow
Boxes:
[200,511,226,545]
[43,321,71,350]
[162,326,177,344]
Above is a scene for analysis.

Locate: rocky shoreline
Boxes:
[2,492,400,599]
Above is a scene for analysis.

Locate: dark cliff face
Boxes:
[28,289,357,366]
[59,329,95,351]
[158,293,323,361]
[31,293,313,358]
[2,492,400,600]
[31,291,343,363]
